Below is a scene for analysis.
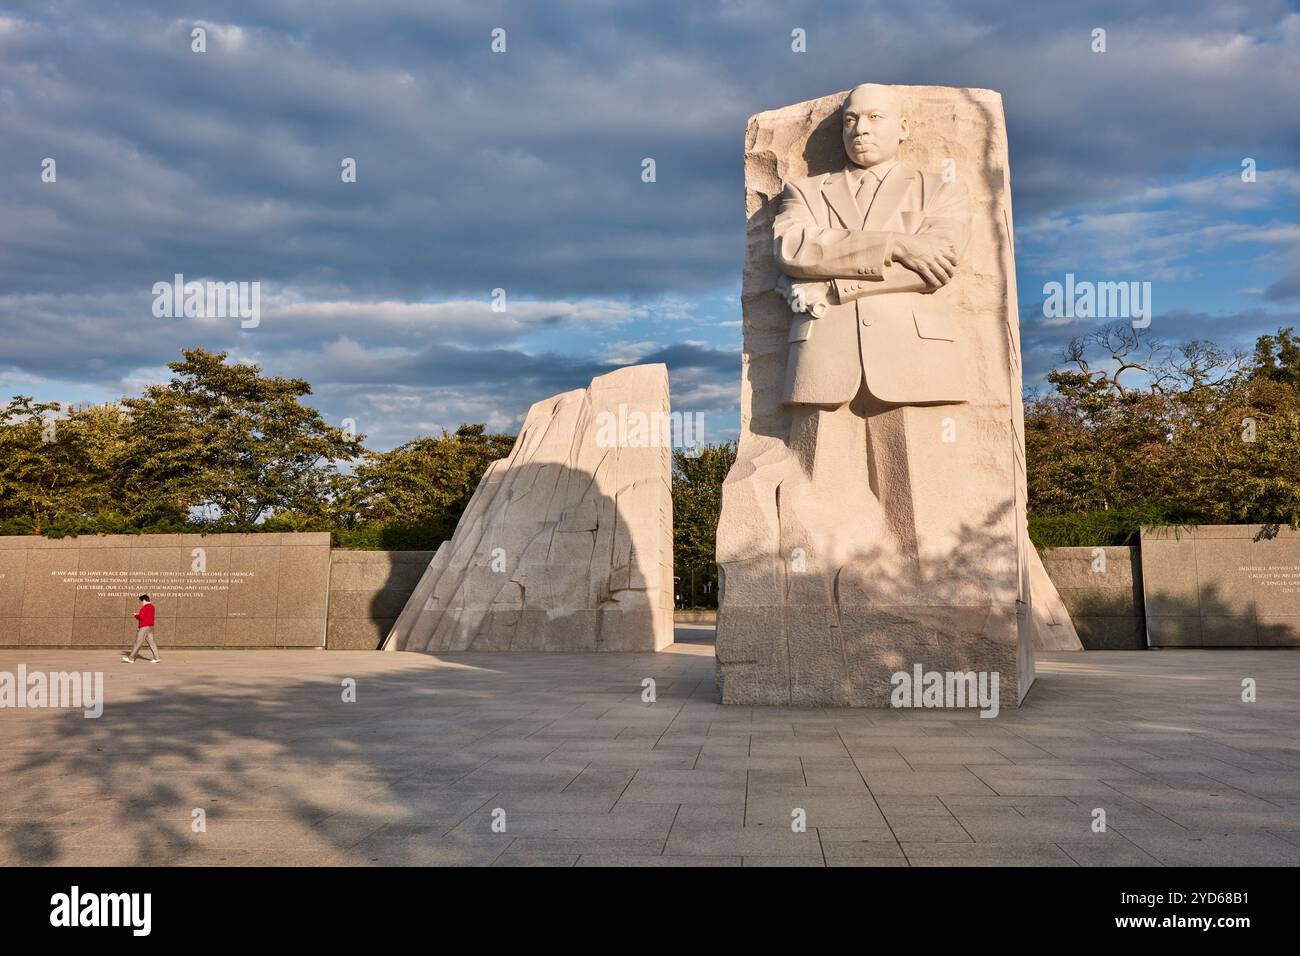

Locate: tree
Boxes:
[120,349,366,527]
[671,442,736,607]
[348,424,516,539]
[1250,327,1300,390]
[1026,322,1300,544]
[0,397,149,533]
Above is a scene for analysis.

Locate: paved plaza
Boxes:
[3,629,1300,867]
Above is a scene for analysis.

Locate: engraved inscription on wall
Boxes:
[50,569,256,599]
[1241,564,1300,594]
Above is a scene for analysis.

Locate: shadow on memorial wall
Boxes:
[364,550,431,651]
[1144,581,1296,648]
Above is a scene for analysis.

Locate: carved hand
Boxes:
[891,234,958,288]
[783,279,833,317]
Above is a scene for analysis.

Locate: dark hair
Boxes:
[139,594,150,602]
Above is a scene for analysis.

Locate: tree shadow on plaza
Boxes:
[6,653,683,866]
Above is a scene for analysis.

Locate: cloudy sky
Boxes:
[2,0,1298,450]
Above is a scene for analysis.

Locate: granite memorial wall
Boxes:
[0,532,331,647]
[1141,525,1300,647]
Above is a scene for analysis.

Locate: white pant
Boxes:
[127,626,158,660]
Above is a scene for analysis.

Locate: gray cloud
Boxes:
[2,1,1298,449]
[1263,268,1300,302]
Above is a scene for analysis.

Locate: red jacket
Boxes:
[135,603,155,628]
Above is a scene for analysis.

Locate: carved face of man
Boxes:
[841,84,908,169]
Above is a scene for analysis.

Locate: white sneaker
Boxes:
[121,656,133,664]
[149,658,160,664]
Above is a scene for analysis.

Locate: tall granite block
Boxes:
[385,364,674,653]
[716,85,1033,706]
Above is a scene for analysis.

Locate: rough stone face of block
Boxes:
[385,364,674,653]
[716,84,1034,707]
[1029,546,1082,651]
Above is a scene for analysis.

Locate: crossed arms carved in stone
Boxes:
[771,171,970,315]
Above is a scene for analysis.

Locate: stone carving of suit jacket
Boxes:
[773,162,971,406]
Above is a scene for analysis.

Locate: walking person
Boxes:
[123,594,160,663]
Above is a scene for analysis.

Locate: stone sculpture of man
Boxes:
[772,82,972,595]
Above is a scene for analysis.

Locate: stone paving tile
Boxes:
[547,738,657,754]
[1269,829,1300,848]
[3,647,1299,866]
[549,750,697,770]
[576,854,740,866]
[1121,830,1300,866]
[747,769,808,788]
[1200,771,1300,800]
[649,733,718,751]
[802,769,871,789]
[1055,840,1164,867]
[873,795,953,814]
[693,755,803,772]
[349,833,510,866]
[937,794,1078,811]
[663,805,824,859]
[504,837,667,856]
[70,815,385,851]
[886,819,974,843]
[817,826,903,843]
[490,852,578,867]
[946,807,1126,843]
[823,842,910,866]
[971,800,1187,833]
[449,803,678,841]
[894,747,1015,767]
[743,855,826,866]
[865,770,997,796]
[448,760,587,793]
[562,766,637,791]
[456,737,561,758]
[750,737,851,758]
[902,842,1079,866]
[617,769,747,806]
[1138,802,1300,831]
[745,788,888,828]
[973,776,1140,796]
[851,754,915,773]
[483,790,626,814]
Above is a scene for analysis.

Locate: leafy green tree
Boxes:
[1026,323,1300,544]
[671,442,736,607]
[1250,327,1300,389]
[120,348,366,527]
[349,424,516,539]
[0,397,148,533]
